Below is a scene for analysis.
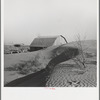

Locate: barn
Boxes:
[30,35,67,51]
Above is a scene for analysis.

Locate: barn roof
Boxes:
[30,36,58,47]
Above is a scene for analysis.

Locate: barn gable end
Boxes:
[53,35,67,46]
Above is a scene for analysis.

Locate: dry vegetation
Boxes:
[4,40,97,87]
[5,53,45,75]
[4,45,59,84]
[46,39,97,87]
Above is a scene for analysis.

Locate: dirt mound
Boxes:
[5,46,79,87]
[4,40,97,87]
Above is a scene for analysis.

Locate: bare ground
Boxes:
[46,63,96,87]
[4,40,97,87]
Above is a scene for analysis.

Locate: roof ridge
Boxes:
[37,35,60,38]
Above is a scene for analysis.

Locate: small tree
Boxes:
[72,34,87,69]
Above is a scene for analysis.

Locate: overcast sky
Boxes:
[4,0,97,45]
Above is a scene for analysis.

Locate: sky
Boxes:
[4,0,97,45]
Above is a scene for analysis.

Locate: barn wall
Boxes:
[53,37,60,45]
[53,36,66,46]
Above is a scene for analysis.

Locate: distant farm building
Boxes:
[4,44,29,54]
[30,35,67,51]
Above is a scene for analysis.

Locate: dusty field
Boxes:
[46,62,96,87]
[4,40,97,87]
[4,45,59,84]
[46,40,97,87]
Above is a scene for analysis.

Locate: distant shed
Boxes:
[30,35,67,51]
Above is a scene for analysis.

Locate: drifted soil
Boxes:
[46,63,96,87]
[5,40,97,87]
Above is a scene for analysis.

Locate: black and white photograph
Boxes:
[4,0,97,88]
